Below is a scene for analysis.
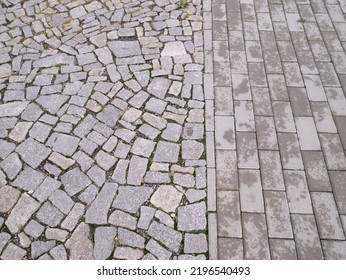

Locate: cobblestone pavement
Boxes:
[0,0,207,260]
[2,0,346,261]
[208,0,346,259]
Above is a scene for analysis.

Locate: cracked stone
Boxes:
[146,238,172,260]
[87,165,106,187]
[36,94,69,114]
[61,203,85,231]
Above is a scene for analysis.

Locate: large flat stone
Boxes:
[148,221,182,252]
[66,222,94,260]
[108,41,142,57]
[85,183,118,224]
[178,202,207,231]
[94,227,117,260]
[0,101,29,117]
[61,167,92,196]
[0,185,21,213]
[113,186,153,214]
[5,193,40,234]
[16,138,51,168]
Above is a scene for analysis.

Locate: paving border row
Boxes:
[203,0,218,260]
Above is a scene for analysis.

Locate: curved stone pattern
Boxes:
[0,0,206,260]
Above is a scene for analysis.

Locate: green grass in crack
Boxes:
[177,0,189,9]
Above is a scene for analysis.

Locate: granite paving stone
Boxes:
[1,0,346,260]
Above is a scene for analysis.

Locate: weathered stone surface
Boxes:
[45,228,69,242]
[113,246,144,260]
[24,220,45,239]
[113,186,153,214]
[31,241,56,259]
[178,202,207,231]
[16,138,51,168]
[61,168,91,196]
[148,220,182,252]
[12,167,45,192]
[33,177,61,202]
[153,141,180,163]
[109,41,142,57]
[137,206,156,230]
[50,133,80,156]
[61,203,85,231]
[182,140,204,159]
[0,101,29,117]
[50,245,68,260]
[85,183,118,224]
[161,41,187,57]
[184,234,208,253]
[33,53,73,68]
[146,238,172,260]
[127,156,148,185]
[96,105,123,127]
[0,185,21,213]
[66,223,94,260]
[36,202,64,227]
[94,227,117,260]
[5,193,40,234]
[49,190,75,215]
[109,210,137,230]
[36,95,69,114]
[150,185,183,213]
[147,78,171,99]
[118,228,145,249]
[1,243,26,260]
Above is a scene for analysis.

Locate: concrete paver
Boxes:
[210,0,346,260]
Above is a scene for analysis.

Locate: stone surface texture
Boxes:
[0,0,206,260]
